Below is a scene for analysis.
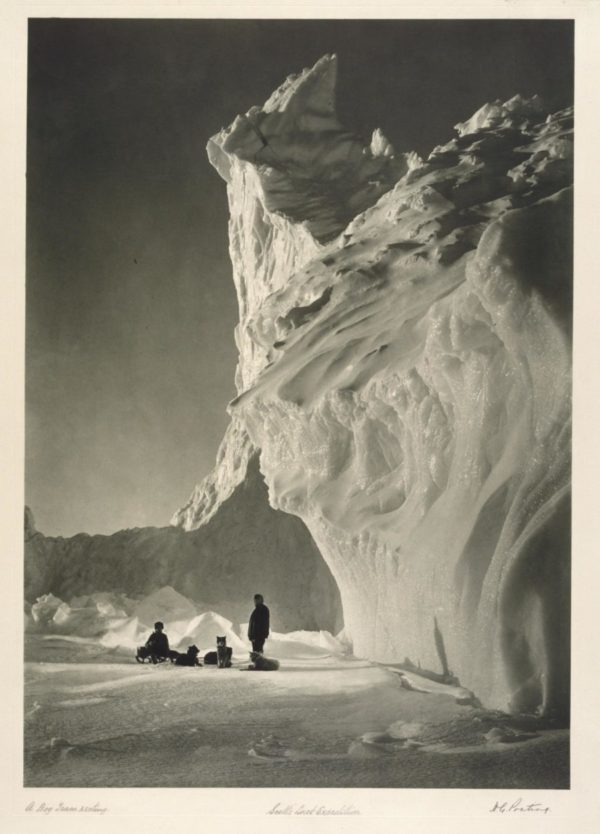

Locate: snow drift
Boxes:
[26,585,347,661]
[202,54,572,715]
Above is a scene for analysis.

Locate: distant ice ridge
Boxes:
[26,587,346,658]
[26,444,343,636]
[200,54,572,716]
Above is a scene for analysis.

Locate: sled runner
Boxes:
[135,645,171,664]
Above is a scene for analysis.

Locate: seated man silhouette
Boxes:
[143,621,171,662]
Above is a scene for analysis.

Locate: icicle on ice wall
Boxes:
[204,55,572,715]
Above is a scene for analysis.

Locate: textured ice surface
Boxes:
[203,55,572,715]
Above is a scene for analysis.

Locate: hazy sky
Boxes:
[26,19,573,536]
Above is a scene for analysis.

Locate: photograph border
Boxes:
[2,1,599,832]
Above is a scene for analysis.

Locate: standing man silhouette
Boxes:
[248,593,270,654]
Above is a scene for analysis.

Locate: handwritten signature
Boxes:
[267,802,360,816]
[490,798,550,814]
[25,801,108,815]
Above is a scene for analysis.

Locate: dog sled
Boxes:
[135,644,202,666]
[135,645,172,664]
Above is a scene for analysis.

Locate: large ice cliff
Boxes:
[192,54,572,716]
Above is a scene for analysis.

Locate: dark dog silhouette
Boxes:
[170,645,202,667]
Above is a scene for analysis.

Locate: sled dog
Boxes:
[249,651,279,671]
[216,636,233,668]
[171,645,202,667]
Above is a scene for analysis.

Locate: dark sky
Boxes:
[26,19,573,536]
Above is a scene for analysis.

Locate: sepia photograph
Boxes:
[23,16,573,792]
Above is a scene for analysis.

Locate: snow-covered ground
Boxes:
[24,595,568,788]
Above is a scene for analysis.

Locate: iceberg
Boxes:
[175,611,249,655]
[99,616,147,650]
[30,594,63,627]
[51,602,109,638]
[134,586,198,628]
[203,55,572,716]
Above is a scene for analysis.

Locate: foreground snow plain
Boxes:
[25,600,568,788]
